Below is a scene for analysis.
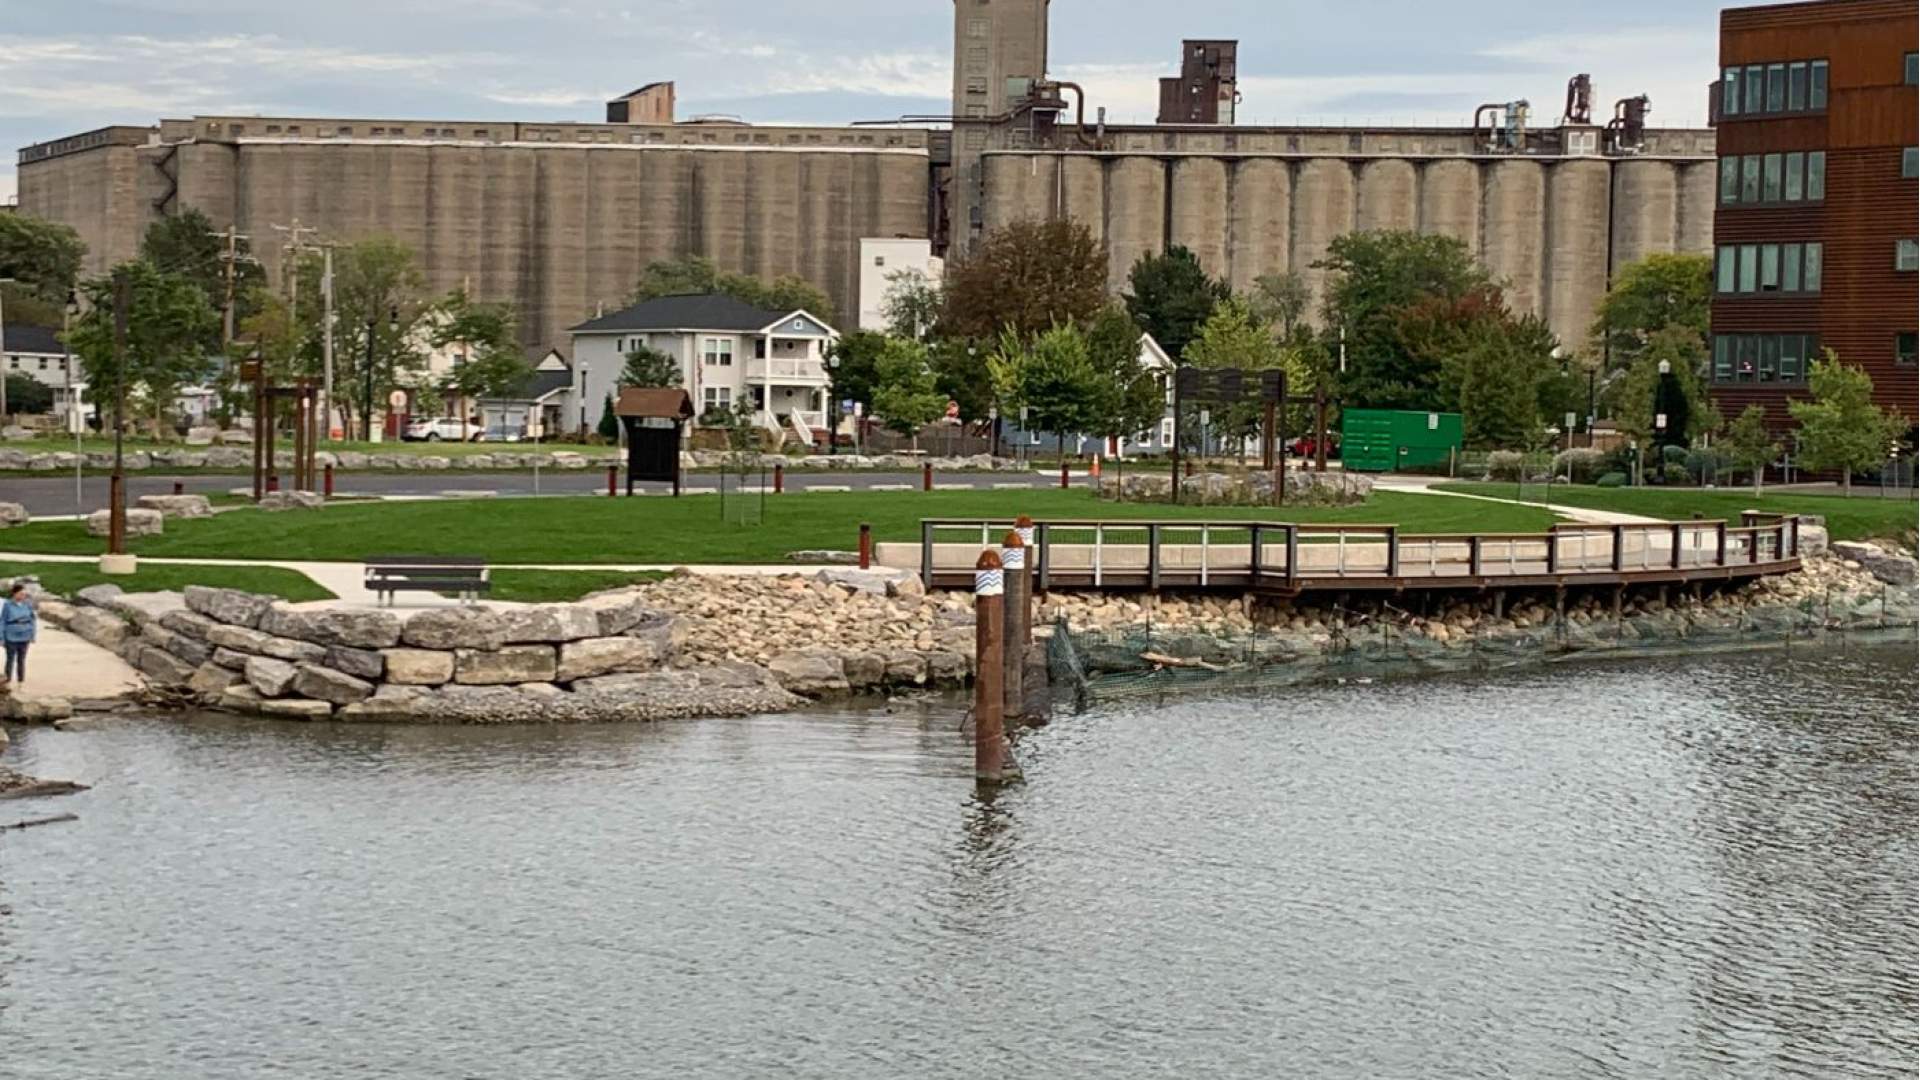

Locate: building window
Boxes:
[1784,151,1804,200]
[1778,335,1804,382]
[1896,332,1917,367]
[1721,67,1741,115]
[1737,244,1758,292]
[873,255,886,266]
[1809,60,1828,109]
[1762,153,1783,201]
[37,357,48,371]
[703,386,732,412]
[1712,335,1733,381]
[1903,147,1918,179]
[1782,242,1802,292]
[702,337,733,366]
[1907,53,1918,86]
[1803,242,1823,291]
[1716,247,1737,292]
[1719,156,1739,203]
[1715,333,1815,383]
[1806,151,1825,199]
[1744,65,1764,114]
[1759,243,1780,291]
[1741,155,1761,202]
[1787,61,1808,111]
[1898,239,1919,272]
[1765,63,1786,112]
[967,17,989,37]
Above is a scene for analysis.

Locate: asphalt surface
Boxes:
[0,469,1080,517]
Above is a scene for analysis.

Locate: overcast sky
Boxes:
[2,0,1725,203]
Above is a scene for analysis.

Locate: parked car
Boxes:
[1290,435,1341,459]
[403,417,482,442]
[478,424,525,443]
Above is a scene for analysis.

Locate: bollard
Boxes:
[1090,455,1101,479]
[172,481,184,496]
[1015,515,1036,645]
[923,461,933,492]
[1000,531,1028,722]
[858,522,873,569]
[323,463,335,499]
[1059,460,1070,489]
[267,474,279,493]
[773,462,784,494]
[607,463,618,497]
[972,549,1006,783]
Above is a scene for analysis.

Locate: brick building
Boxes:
[1708,0,1917,440]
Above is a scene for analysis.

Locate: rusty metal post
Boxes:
[606,463,617,497]
[972,549,1007,783]
[172,481,184,496]
[773,462,783,494]
[323,463,335,499]
[1001,530,1028,722]
[1059,459,1069,489]
[1314,385,1329,473]
[263,390,278,496]
[1015,516,1036,644]
[858,522,872,569]
[922,461,933,492]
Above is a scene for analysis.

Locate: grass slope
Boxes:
[0,490,1556,566]
[1437,483,1917,545]
[0,560,335,601]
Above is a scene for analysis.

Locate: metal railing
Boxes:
[910,514,1805,590]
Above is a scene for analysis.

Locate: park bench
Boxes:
[365,556,491,606]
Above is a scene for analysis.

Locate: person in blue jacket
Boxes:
[2,581,36,685]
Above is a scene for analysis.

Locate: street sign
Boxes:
[388,389,408,409]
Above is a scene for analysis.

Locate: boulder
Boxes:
[159,609,219,642]
[927,650,970,684]
[1796,524,1830,558]
[134,645,197,685]
[0,501,27,528]
[146,626,212,668]
[453,645,557,685]
[243,656,299,697]
[887,573,926,600]
[766,650,850,697]
[401,607,509,650]
[555,636,667,682]
[67,607,131,651]
[572,669,702,696]
[202,446,252,468]
[205,623,327,663]
[135,494,213,519]
[0,424,32,442]
[185,586,276,628]
[185,426,218,446]
[216,684,263,712]
[1830,542,1917,587]
[785,549,859,565]
[85,507,164,537]
[0,696,73,722]
[579,590,658,636]
[498,603,602,643]
[259,606,403,650]
[258,491,325,511]
[334,451,369,470]
[75,583,124,609]
[813,568,895,595]
[843,651,886,690]
[337,685,435,721]
[258,699,334,720]
[381,648,456,686]
[291,663,375,705]
[415,455,451,470]
[884,651,928,686]
[106,590,185,627]
[187,662,244,695]
[622,610,684,656]
[217,428,252,445]
[35,600,74,628]
[324,646,385,680]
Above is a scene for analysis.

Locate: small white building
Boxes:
[857,238,943,333]
[2,323,87,421]
[568,294,838,443]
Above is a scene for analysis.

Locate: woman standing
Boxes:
[2,581,37,686]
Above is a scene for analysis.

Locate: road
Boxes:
[0,470,1079,517]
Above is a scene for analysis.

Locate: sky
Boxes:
[0,0,1728,203]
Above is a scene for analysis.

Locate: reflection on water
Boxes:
[0,646,1912,1078]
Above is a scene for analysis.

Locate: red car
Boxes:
[1290,435,1340,458]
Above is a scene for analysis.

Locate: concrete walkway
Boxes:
[1373,475,1664,526]
[4,625,143,705]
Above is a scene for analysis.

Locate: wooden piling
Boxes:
[1001,531,1028,722]
[972,549,1007,783]
[1015,515,1036,644]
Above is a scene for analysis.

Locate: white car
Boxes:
[403,417,482,442]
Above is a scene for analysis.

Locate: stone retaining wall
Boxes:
[0,447,1030,474]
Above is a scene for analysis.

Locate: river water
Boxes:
[1,645,1913,1078]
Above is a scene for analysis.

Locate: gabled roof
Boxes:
[615,386,695,420]
[528,369,572,399]
[2,324,63,355]
[569,293,835,336]
[1137,332,1173,370]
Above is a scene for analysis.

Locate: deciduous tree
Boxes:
[66,259,219,435]
[630,255,832,319]
[872,338,945,446]
[1789,353,1906,496]
[1587,252,1711,371]
[1084,306,1165,449]
[1721,405,1781,495]
[0,213,85,305]
[1316,230,1495,412]
[941,219,1107,341]
[431,288,525,407]
[141,208,264,346]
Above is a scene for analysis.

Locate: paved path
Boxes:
[5,625,143,704]
[1373,475,1664,525]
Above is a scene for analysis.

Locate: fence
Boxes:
[1045,585,1913,709]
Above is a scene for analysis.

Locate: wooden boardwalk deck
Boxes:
[879,514,1806,594]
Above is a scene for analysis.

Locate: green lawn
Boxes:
[1437,482,1918,545]
[0,560,335,601]
[481,569,668,602]
[0,490,1558,565]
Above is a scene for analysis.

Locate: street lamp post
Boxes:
[826,350,840,456]
[103,268,133,572]
[64,290,81,516]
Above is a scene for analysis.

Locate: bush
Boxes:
[1487,449,1527,481]
[1661,462,1692,486]
[1661,444,1689,467]
[1684,447,1724,483]
[1550,447,1605,484]
[1596,471,1627,488]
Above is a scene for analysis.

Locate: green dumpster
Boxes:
[1340,409,1463,473]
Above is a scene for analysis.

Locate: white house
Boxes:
[858,238,943,333]
[568,294,838,443]
[2,323,89,423]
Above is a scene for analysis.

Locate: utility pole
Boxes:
[320,244,336,441]
[217,225,256,349]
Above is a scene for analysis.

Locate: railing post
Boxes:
[858,522,872,569]
[1716,521,1728,566]
[1385,526,1399,578]
[1671,523,1683,570]
[1611,524,1624,572]
[1776,523,1786,561]
[606,463,617,497]
[920,521,934,590]
[1036,522,1051,592]
[1790,516,1801,557]
[1147,523,1161,592]
[773,462,783,494]
[1750,529,1760,564]
[972,549,1007,784]
[1546,526,1559,574]
[922,461,933,492]
[1285,525,1299,587]
[1250,524,1262,586]
[1469,535,1483,577]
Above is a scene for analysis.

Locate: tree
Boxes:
[1609,324,1714,448]
[1789,353,1906,496]
[141,209,265,347]
[1722,405,1781,495]
[824,330,887,413]
[1182,297,1310,449]
[619,345,680,389]
[871,338,945,445]
[1588,253,1711,372]
[596,394,619,441]
[290,237,429,435]
[430,288,525,407]
[0,213,85,305]
[1316,230,1495,411]
[1122,245,1227,362]
[66,260,219,435]
[1247,271,1311,341]
[1390,288,1561,449]
[880,268,942,342]
[928,338,993,422]
[1084,306,1164,449]
[941,219,1107,341]
[630,255,832,318]
[3,373,53,414]
[989,324,1101,456]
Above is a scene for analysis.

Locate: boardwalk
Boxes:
[884,514,1806,594]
